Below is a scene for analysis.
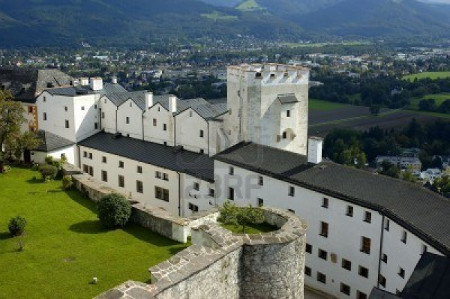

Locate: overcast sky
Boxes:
[422,0,450,3]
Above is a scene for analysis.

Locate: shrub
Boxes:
[97,193,131,229]
[62,175,73,190]
[2,165,11,173]
[218,201,265,234]
[8,216,27,237]
[39,164,58,181]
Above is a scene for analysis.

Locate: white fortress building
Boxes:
[4,64,450,299]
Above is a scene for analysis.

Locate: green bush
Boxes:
[8,216,27,237]
[62,175,73,190]
[2,165,11,173]
[97,193,131,229]
[218,201,265,234]
[39,164,58,181]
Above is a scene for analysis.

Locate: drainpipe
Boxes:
[177,172,181,217]
[377,214,385,288]
[207,120,210,155]
[174,114,177,146]
[142,111,145,141]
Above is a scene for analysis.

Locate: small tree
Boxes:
[62,175,73,190]
[97,193,131,229]
[218,201,265,234]
[39,164,58,181]
[8,216,27,237]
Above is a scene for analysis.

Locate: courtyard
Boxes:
[0,167,189,298]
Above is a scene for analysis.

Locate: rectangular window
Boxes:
[361,237,371,254]
[83,151,87,158]
[101,170,108,182]
[357,291,368,299]
[82,164,89,173]
[65,120,69,128]
[155,187,169,202]
[398,267,405,278]
[258,176,263,186]
[101,112,105,119]
[258,198,264,207]
[188,203,199,212]
[229,166,234,175]
[81,106,85,111]
[88,153,92,160]
[286,110,291,117]
[379,275,386,288]
[94,122,98,130]
[317,272,326,284]
[163,124,167,131]
[346,206,353,217]
[382,254,388,263]
[289,186,295,196]
[126,117,130,124]
[64,106,68,112]
[137,166,143,174]
[340,283,351,296]
[306,243,312,254]
[163,173,169,181]
[94,104,97,109]
[322,197,329,208]
[318,249,327,260]
[43,112,47,120]
[342,259,352,271]
[320,221,329,238]
[358,266,369,278]
[136,180,143,193]
[153,118,157,126]
[119,161,124,168]
[155,171,162,179]
[102,156,107,163]
[88,166,93,176]
[118,175,125,187]
[305,266,311,277]
[364,211,372,223]
[228,187,235,201]
[209,189,215,197]
[385,219,390,231]
[194,182,200,191]
[401,231,407,244]
[200,130,204,138]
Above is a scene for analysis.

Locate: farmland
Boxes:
[409,93,450,109]
[403,71,450,81]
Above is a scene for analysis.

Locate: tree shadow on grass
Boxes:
[65,189,98,214]
[0,232,11,240]
[26,177,45,184]
[69,220,109,234]
[123,223,189,249]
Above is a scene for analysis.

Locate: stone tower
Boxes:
[225,64,309,155]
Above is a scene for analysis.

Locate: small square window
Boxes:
[64,106,68,111]
[156,171,162,179]
[189,203,199,212]
[346,206,353,217]
[306,243,312,254]
[357,291,368,299]
[317,272,326,284]
[305,266,311,277]
[102,156,107,163]
[379,275,386,288]
[340,283,350,295]
[163,173,169,181]
[119,161,124,168]
[398,267,405,278]
[289,186,295,196]
[229,166,234,175]
[318,249,327,260]
[83,151,87,158]
[137,166,143,174]
[81,106,85,111]
[322,197,329,208]
[88,153,92,160]
[194,182,200,191]
[358,266,369,278]
[258,176,263,186]
[342,259,351,271]
[209,189,215,197]
[364,211,371,223]
[382,254,388,263]
[258,198,264,207]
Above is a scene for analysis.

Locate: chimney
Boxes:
[145,91,153,109]
[80,77,89,86]
[111,76,118,84]
[308,136,323,164]
[169,95,177,113]
[90,77,103,91]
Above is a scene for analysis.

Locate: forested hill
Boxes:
[0,0,450,47]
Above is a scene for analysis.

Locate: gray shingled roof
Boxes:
[401,252,450,299]
[78,132,214,182]
[0,68,74,103]
[278,93,299,104]
[214,142,450,254]
[35,130,75,152]
[369,288,400,299]
[47,82,128,98]
[176,98,228,119]
[107,91,146,109]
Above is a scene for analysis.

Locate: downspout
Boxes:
[377,214,385,288]
[177,172,181,217]
[174,114,177,146]
[142,110,145,140]
[115,107,118,133]
[207,120,210,155]
[77,145,81,168]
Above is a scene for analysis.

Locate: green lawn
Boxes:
[220,222,278,234]
[409,93,450,109]
[0,167,188,299]
[201,11,238,21]
[309,98,348,111]
[403,71,450,81]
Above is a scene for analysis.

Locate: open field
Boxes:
[0,167,188,298]
[403,71,450,81]
[308,103,448,137]
[409,93,450,110]
[309,99,349,111]
[202,11,238,21]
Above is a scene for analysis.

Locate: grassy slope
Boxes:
[409,93,450,110]
[403,72,450,82]
[0,167,188,298]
